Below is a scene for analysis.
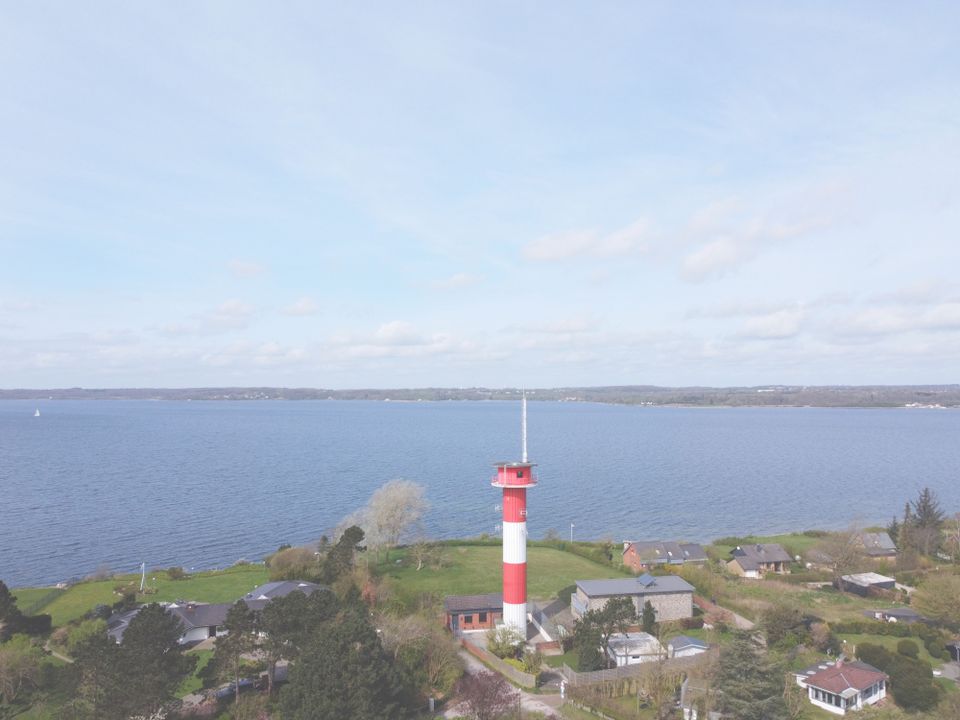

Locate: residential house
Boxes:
[571,573,694,622]
[837,572,896,597]
[622,540,708,573]
[443,593,503,633]
[240,580,326,611]
[667,635,709,658]
[794,659,887,715]
[855,532,897,559]
[106,607,142,644]
[606,632,664,666]
[167,601,232,644]
[947,641,960,663]
[727,544,793,578]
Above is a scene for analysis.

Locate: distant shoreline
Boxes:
[2,384,959,409]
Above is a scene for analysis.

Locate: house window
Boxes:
[463,614,473,624]
[517,470,524,478]
[479,612,487,622]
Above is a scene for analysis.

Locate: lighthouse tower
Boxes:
[492,395,536,636]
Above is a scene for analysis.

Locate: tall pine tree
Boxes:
[713,631,789,720]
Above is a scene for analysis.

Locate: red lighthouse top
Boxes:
[491,461,537,488]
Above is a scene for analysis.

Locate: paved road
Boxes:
[43,641,74,664]
[443,649,562,718]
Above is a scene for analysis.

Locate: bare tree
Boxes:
[455,671,515,720]
[358,480,428,561]
[810,525,864,591]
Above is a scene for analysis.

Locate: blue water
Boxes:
[2,400,958,588]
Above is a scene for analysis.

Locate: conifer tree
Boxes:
[714,631,789,720]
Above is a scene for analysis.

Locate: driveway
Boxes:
[443,648,562,718]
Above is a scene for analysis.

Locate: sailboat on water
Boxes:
[34,408,40,417]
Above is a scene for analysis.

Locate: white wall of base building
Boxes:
[503,602,526,635]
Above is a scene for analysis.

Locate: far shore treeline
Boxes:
[3,384,960,407]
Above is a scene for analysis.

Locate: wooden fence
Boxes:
[560,648,716,688]
[460,639,538,688]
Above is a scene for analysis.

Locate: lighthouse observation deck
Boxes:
[491,461,538,488]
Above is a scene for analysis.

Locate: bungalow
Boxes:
[794,659,887,715]
[571,573,694,622]
[241,580,326,611]
[837,572,896,597]
[606,632,664,666]
[856,532,897,559]
[622,541,708,573]
[444,593,503,634]
[667,635,709,658]
[167,601,232,644]
[727,544,793,578]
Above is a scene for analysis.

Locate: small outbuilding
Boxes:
[837,573,896,597]
[444,593,503,634]
[606,632,664,666]
[667,635,709,658]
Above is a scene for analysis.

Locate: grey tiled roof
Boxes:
[730,543,792,570]
[167,602,231,630]
[859,532,897,556]
[443,593,503,613]
[241,580,327,610]
[576,574,694,597]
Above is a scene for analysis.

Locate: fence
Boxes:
[560,648,717,687]
[20,588,65,616]
[460,639,538,688]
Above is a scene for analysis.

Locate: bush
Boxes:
[486,625,524,659]
[856,643,892,671]
[925,639,945,660]
[897,639,919,658]
[166,566,187,580]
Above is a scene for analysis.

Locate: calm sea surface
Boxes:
[2,400,958,588]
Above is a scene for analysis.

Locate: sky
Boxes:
[1,2,958,388]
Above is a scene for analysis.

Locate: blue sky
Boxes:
[1,2,958,388]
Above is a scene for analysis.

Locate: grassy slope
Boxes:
[710,532,823,560]
[176,648,214,697]
[378,545,621,601]
[26,564,269,627]
[9,587,63,613]
[836,632,944,668]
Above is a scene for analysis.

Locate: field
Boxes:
[17,564,269,627]
[377,545,621,602]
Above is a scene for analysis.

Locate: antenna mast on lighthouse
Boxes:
[521,392,528,463]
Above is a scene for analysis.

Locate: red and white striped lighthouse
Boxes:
[491,395,536,636]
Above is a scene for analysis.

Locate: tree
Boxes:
[813,527,865,588]
[573,596,637,669]
[279,597,414,719]
[713,631,789,720]
[0,635,44,704]
[0,582,24,642]
[268,546,321,582]
[760,603,807,649]
[72,631,121,719]
[486,624,525,659]
[911,574,960,627]
[322,525,366,583]
[641,600,656,633]
[215,600,256,704]
[911,487,945,556]
[260,590,310,693]
[116,603,196,718]
[66,619,107,656]
[455,671,515,720]
[362,480,428,561]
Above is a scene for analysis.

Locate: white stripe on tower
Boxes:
[502,521,527,564]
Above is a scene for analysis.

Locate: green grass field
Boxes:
[836,632,945,668]
[19,564,269,627]
[9,587,64,614]
[378,545,621,602]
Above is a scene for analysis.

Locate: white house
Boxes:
[605,632,664,667]
[794,659,887,715]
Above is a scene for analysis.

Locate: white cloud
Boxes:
[523,219,650,262]
[228,259,266,277]
[432,272,479,290]
[737,309,804,340]
[282,297,319,316]
[159,299,255,337]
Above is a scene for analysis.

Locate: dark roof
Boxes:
[730,543,792,570]
[444,593,503,613]
[803,661,887,695]
[167,602,231,630]
[576,575,694,597]
[858,532,897,556]
[106,607,142,643]
[624,541,708,564]
[679,543,708,562]
[241,580,326,611]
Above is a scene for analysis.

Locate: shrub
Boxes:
[925,639,945,660]
[856,642,892,671]
[897,639,919,658]
[486,625,524,659]
[166,566,187,580]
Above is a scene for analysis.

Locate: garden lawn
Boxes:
[836,633,945,668]
[710,532,824,561]
[9,587,64,615]
[177,649,215,698]
[379,545,618,602]
[29,564,269,627]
